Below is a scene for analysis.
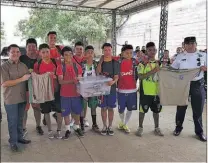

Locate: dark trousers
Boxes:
[175,78,205,135]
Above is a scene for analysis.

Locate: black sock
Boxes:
[80,117,84,127]
[92,115,97,125]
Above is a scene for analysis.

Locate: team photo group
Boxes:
[1,31,207,153]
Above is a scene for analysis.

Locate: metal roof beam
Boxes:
[119,0,160,15]
[78,0,89,7]
[115,0,137,10]
[117,0,180,15]
[96,0,114,8]
[56,0,63,6]
[1,0,113,14]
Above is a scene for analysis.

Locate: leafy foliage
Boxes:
[16,9,124,44]
[1,22,5,40]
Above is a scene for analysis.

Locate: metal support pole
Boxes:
[111,10,117,56]
[158,0,169,58]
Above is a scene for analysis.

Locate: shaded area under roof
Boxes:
[1,0,178,15]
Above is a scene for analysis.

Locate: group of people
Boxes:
[1,31,207,153]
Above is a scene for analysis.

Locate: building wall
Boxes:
[116,0,207,57]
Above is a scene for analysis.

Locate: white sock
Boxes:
[119,113,125,123]
[65,125,71,131]
[124,111,132,125]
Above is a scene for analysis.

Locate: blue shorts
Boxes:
[118,92,137,113]
[98,93,117,109]
[61,96,82,116]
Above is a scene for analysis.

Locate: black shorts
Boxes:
[40,91,61,114]
[139,95,162,113]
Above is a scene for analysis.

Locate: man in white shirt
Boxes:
[171,36,207,142]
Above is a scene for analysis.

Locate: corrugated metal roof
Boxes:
[1,0,178,15]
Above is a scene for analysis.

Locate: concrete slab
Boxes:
[1,102,207,162]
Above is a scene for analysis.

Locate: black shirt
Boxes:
[19,55,37,91]
[101,60,119,94]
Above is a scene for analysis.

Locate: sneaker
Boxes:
[23,129,28,138]
[18,139,31,144]
[107,127,114,136]
[81,125,85,133]
[56,130,62,139]
[62,130,71,140]
[42,117,46,126]
[154,128,164,136]
[36,126,44,135]
[196,133,207,142]
[53,113,58,122]
[118,122,124,130]
[84,119,89,127]
[101,127,108,136]
[48,131,54,139]
[136,127,143,137]
[75,128,84,137]
[10,144,21,152]
[173,126,183,136]
[123,125,130,133]
[92,124,100,133]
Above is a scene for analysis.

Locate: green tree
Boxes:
[16,9,124,45]
[1,22,5,40]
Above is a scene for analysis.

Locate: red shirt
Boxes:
[56,63,82,97]
[112,56,120,61]
[34,60,59,91]
[73,55,87,65]
[118,59,137,90]
[50,45,64,64]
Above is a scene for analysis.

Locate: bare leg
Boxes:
[108,108,114,127]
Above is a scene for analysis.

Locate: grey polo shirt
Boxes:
[1,59,29,105]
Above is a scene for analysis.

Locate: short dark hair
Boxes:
[85,45,94,51]
[122,44,133,51]
[141,50,146,54]
[146,42,155,49]
[26,38,37,47]
[39,43,50,50]
[61,46,73,56]
[7,44,19,52]
[121,46,125,52]
[75,41,84,47]
[164,50,169,52]
[47,31,57,36]
[102,43,112,49]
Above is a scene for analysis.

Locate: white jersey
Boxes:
[171,51,206,81]
[83,64,96,77]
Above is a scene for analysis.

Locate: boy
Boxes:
[20,38,44,136]
[57,46,84,139]
[73,41,89,129]
[34,43,62,139]
[117,44,138,133]
[97,43,119,136]
[136,42,164,137]
[42,31,63,126]
[81,45,100,132]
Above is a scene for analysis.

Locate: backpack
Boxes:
[62,63,78,77]
[56,45,62,56]
[118,57,139,81]
[37,58,57,74]
[81,60,98,76]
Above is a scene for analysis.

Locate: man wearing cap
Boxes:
[171,36,207,142]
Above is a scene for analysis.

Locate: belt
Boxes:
[191,78,204,85]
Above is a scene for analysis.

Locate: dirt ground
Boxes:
[0,101,207,162]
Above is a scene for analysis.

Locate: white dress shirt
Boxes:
[171,51,206,81]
